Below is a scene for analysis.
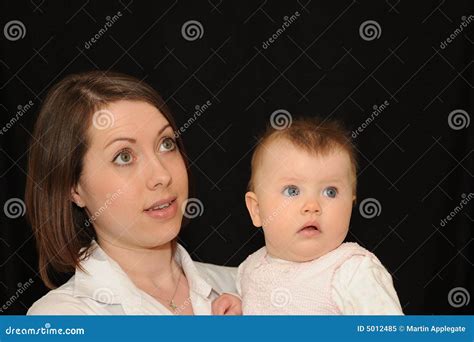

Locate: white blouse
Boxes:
[27,241,238,315]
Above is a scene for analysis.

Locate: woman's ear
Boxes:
[71,185,85,208]
[245,191,262,228]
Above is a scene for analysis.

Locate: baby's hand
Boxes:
[212,293,242,315]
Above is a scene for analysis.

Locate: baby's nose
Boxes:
[302,199,321,214]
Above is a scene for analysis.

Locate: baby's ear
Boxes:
[245,191,262,228]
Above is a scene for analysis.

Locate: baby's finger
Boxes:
[224,305,243,315]
[211,300,227,315]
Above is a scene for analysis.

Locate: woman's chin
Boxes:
[145,227,181,247]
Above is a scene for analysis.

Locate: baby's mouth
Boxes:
[299,225,318,232]
[297,223,321,237]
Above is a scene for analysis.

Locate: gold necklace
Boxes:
[153,270,183,311]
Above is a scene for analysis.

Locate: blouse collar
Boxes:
[72,241,214,312]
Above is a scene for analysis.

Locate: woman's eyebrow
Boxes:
[104,137,136,149]
[158,124,172,135]
[104,124,171,149]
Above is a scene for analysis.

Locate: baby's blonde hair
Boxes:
[248,117,358,197]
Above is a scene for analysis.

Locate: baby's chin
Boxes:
[286,243,343,263]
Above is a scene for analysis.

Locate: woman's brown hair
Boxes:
[25,71,188,288]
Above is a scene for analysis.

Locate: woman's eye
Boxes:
[323,186,338,198]
[282,185,300,197]
[159,137,177,152]
[113,150,133,166]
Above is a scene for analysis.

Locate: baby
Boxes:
[215,117,403,315]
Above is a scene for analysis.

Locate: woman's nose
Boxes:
[145,155,172,190]
[301,198,322,215]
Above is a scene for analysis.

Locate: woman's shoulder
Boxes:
[27,276,90,315]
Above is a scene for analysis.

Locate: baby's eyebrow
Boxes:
[322,178,345,184]
[278,176,347,185]
[278,176,303,182]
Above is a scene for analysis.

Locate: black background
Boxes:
[0,0,473,314]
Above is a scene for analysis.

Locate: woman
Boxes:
[25,71,239,315]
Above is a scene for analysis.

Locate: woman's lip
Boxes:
[144,199,178,220]
[144,197,177,211]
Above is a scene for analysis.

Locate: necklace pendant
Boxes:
[169,300,178,311]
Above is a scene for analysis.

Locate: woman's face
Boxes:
[72,100,188,249]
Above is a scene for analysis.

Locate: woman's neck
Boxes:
[97,237,178,283]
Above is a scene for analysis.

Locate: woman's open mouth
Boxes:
[144,197,178,220]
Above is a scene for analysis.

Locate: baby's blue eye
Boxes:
[282,185,300,197]
[323,186,338,198]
